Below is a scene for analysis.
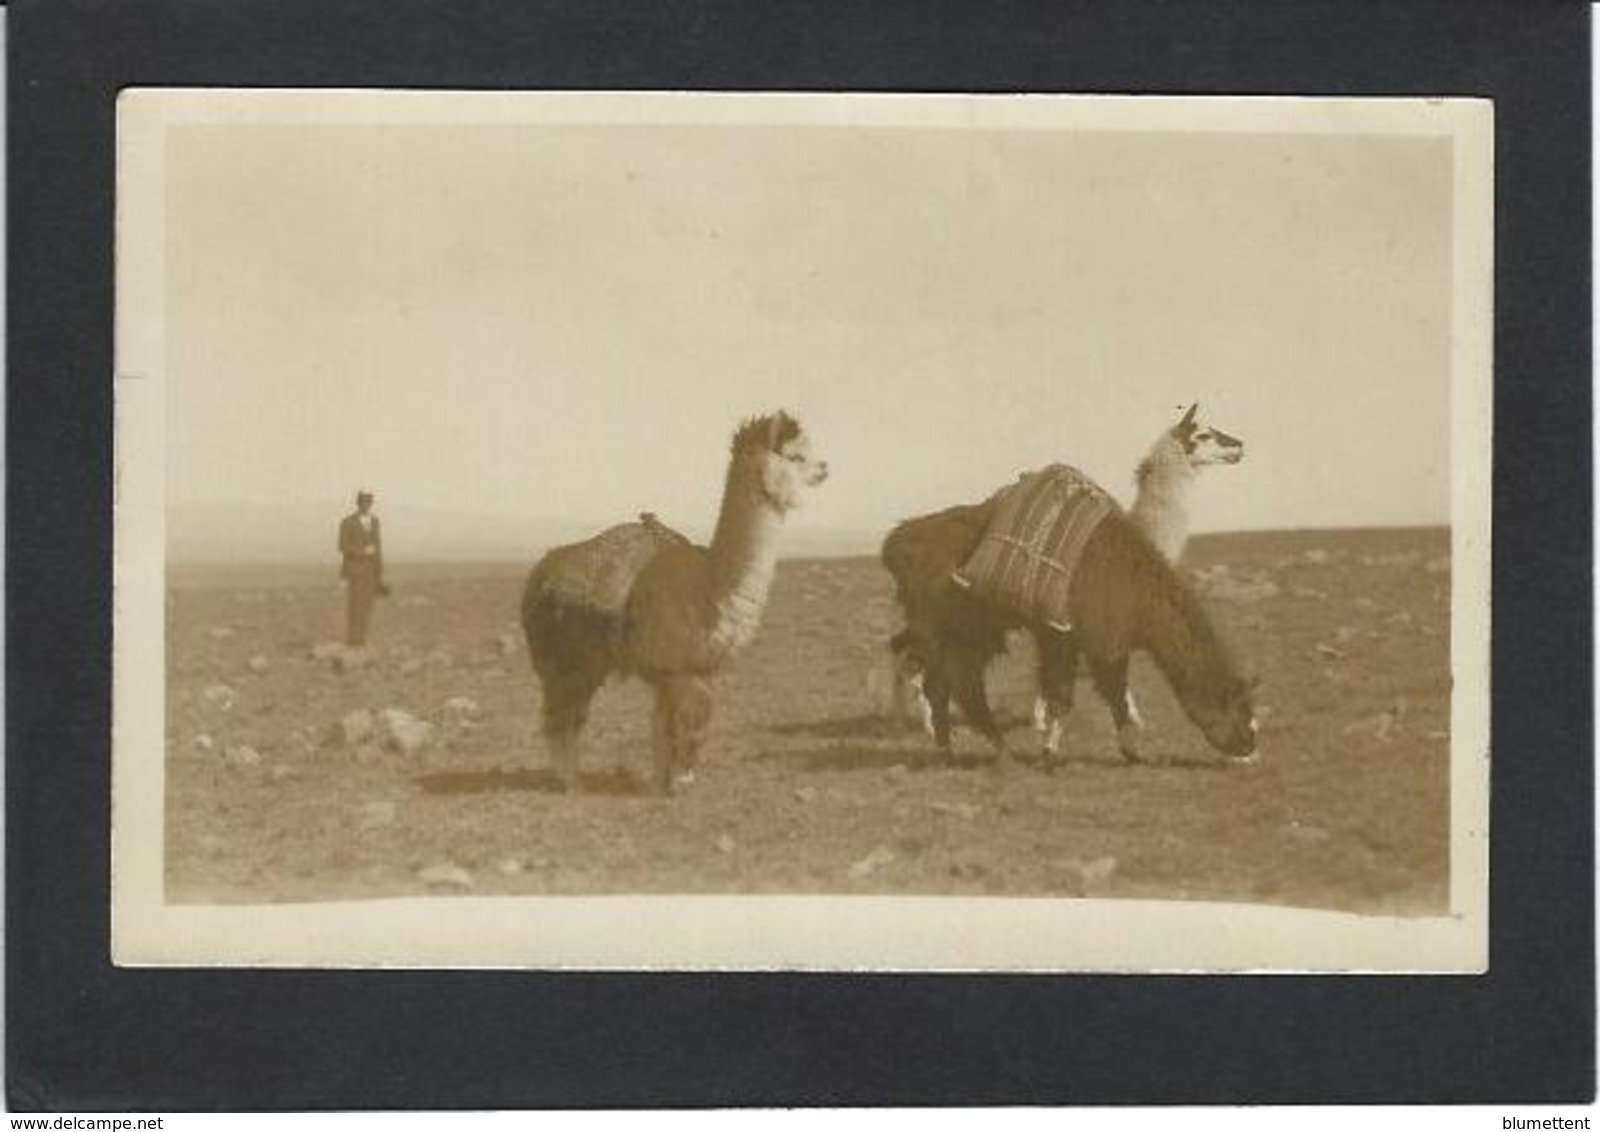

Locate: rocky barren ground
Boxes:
[165,528,1452,914]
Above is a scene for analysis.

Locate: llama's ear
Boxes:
[767,410,799,450]
[1176,403,1199,433]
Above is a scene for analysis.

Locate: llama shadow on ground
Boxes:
[416,765,644,796]
[757,744,1003,773]
[767,710,1030,742]
[759,742,1246,776]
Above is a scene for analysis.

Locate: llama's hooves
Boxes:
[1117,723,1144,764]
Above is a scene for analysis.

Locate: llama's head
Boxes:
[1171,403,1244,468]
[733,410,829,512]
[1186,672,1260,761]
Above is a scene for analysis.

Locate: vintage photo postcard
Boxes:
[113,90,1491,971]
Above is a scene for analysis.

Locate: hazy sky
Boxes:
[163,107,1454,558]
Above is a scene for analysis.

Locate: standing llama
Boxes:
[881,405,1247,765]
[522,411,828,795]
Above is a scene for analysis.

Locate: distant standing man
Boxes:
[338,490,386,647]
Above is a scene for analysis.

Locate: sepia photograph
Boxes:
[112,90,1492,971]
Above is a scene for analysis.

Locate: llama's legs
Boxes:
[949,654,1007,766]
[922,664,955,756]
[540,674,601,793]
[1034,631,1080,770]
[648,675,714,796]
[1087,652,1144,764]
[671,676,713,780]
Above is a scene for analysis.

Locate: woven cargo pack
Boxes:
[952,464,1117,631]
[542,518,688,617]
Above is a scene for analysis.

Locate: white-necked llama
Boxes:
[1034,403,1242,752]
[882,404,1244,761]
[523,411,828,795]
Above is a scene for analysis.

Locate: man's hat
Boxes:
[356,489,374,504]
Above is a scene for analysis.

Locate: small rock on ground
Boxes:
[360,800,398,827]
[416,863,475,890]
[381,708,434,754]
[848,845,897,879]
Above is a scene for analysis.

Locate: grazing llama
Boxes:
[882,404,1247,764]
[884,492,1257,767]
[1034,403,1242,752]
[522,412,828,795]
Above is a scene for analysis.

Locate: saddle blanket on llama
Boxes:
[952,464,1118,632]
[541,516,689,617]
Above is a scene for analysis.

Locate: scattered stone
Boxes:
[1342,702,1404,742]
[223,744,262,767]
[206,625,236,640]
[847,844,897,879]
[929,801,979,821]
[269,764,297,782]
[1301,549,1332,565]
[792,786,818,804]
[399,594,433,608]
[1361,551,1422,568]
[1384,611,1414,626]
[1352,597,1378,610]
[338,709,376,747]
[1061,856,1119,887]
[1287,823,1331,844]
[400,658,426,676]
[310,642,345,662]
[193,733,215,757]
[381,708,434,755]
[1334,625,1359,643]
[202,684,237,710]
[416,863,475,890]
[714,834,736,854]
[333,648,372,673]
[495,856,525,877]
[360,800,398,828]
[1291,587,1328,601]
[1195,568,1280,603]
[444,696,480,717]
[1426,556,1451,575]
[493,633,518,658]
[886,764,909,778]
[1427,730,1449,742]
[247,654,270,674]
[1315,643,1347,660]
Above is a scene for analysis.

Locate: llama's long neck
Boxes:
[1128,439,1197,562]
[1132,558,1234,711]
[704,456,785,657]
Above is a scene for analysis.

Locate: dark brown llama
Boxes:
[523,412,828,795]
[882,497,1257,767]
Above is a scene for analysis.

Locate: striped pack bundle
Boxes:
[952,464,1118,632]
[543,516,689,617]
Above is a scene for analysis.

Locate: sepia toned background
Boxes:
[164,120,1452,562]
[116,93,1489,971]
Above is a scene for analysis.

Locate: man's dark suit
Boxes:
[338,510,384,646]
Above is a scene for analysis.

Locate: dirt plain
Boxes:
[164,527,1451,914]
